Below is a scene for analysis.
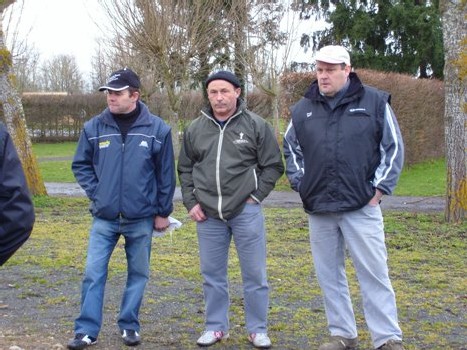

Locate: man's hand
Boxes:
[246,197,257,204]
[369,188,384,206]
[154,216,169,231]
[189,203,207,222]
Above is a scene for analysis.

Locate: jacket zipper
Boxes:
[216,126,224,220]
[205,110,241,221]
[119,142,125,217]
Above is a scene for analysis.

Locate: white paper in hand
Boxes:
[152,216,182,238]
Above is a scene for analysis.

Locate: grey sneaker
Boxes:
[378,339,404,350]
[318,336,358,350]
[248,333,272,348]
[196,330,229,346]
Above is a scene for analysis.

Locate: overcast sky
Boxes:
[4,1,324,81]
[4,0,105,77]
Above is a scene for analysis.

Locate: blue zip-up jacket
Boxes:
[72,101,176,220]
[0,122,35,265]
[283,72,404,214]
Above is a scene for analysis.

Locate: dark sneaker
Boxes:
[318,336,358,350]
[121,329,141,346]
[378,339,404,350]
[67,333,97,350]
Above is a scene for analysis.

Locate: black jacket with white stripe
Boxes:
[283,72,404,214]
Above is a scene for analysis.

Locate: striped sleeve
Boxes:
[373,103,404,195]
[283,120,305,192]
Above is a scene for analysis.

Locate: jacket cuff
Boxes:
[249,194,260,203]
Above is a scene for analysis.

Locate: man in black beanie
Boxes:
[178,70,284,348]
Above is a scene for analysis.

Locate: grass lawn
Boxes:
[33,142,77,183]
[394,158,446,196]
[32,141,77,158]
[1,198,465,349]
[33,142,447,197]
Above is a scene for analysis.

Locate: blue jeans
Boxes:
[197,203,269,334]
[309,204,402,348]
[74,216,153,338]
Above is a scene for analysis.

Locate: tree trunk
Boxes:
[440,0,466,222]
[0,7,47,195]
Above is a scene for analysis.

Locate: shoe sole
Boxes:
[250,345,271,349]
[248,341,271,349]
[248,335,271,349]
[123,340,141,346]
[67,341,97,350]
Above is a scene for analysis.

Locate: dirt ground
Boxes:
[1,265,213,350]
[1,187,461,350]
[3,256,464,350]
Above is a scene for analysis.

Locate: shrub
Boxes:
[22,69,444,164]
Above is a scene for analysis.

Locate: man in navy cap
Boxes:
[178,70,284,348]
[284,45,405,350]
[67,68,176,349]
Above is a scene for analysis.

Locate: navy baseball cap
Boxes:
[98,68,141,91]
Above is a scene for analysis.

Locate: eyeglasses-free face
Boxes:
[104,89,139,114]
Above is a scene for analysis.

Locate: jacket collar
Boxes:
[304,72,364,103]
[100,101,153,127]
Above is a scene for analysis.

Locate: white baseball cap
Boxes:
[315,45,351,65]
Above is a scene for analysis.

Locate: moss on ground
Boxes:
[0,198,465,349]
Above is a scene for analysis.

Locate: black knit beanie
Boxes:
[205,70,241,88]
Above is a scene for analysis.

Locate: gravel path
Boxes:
[45,182,446,213]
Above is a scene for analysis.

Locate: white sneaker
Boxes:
[196,330,229,346]
[248,333,272,348]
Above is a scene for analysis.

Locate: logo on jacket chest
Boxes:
[232,131,249,145]
[99,140,111,149]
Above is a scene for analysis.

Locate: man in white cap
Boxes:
[68,68,176,349]
[283,46,405,350]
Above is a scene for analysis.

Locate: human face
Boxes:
[105,89,139,114]
[316,61,351,97]
[207,80,241,120]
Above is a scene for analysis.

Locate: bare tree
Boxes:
[439,0,466,223]
[2,0,30,58]
[90,40,115,90]
[40,54,85,93]
[0,0,46,195]
[11,45,41,92]
[90,35,164,97]
[98,0,230,153]
[236,1,301,138]
[2,0,41,92]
